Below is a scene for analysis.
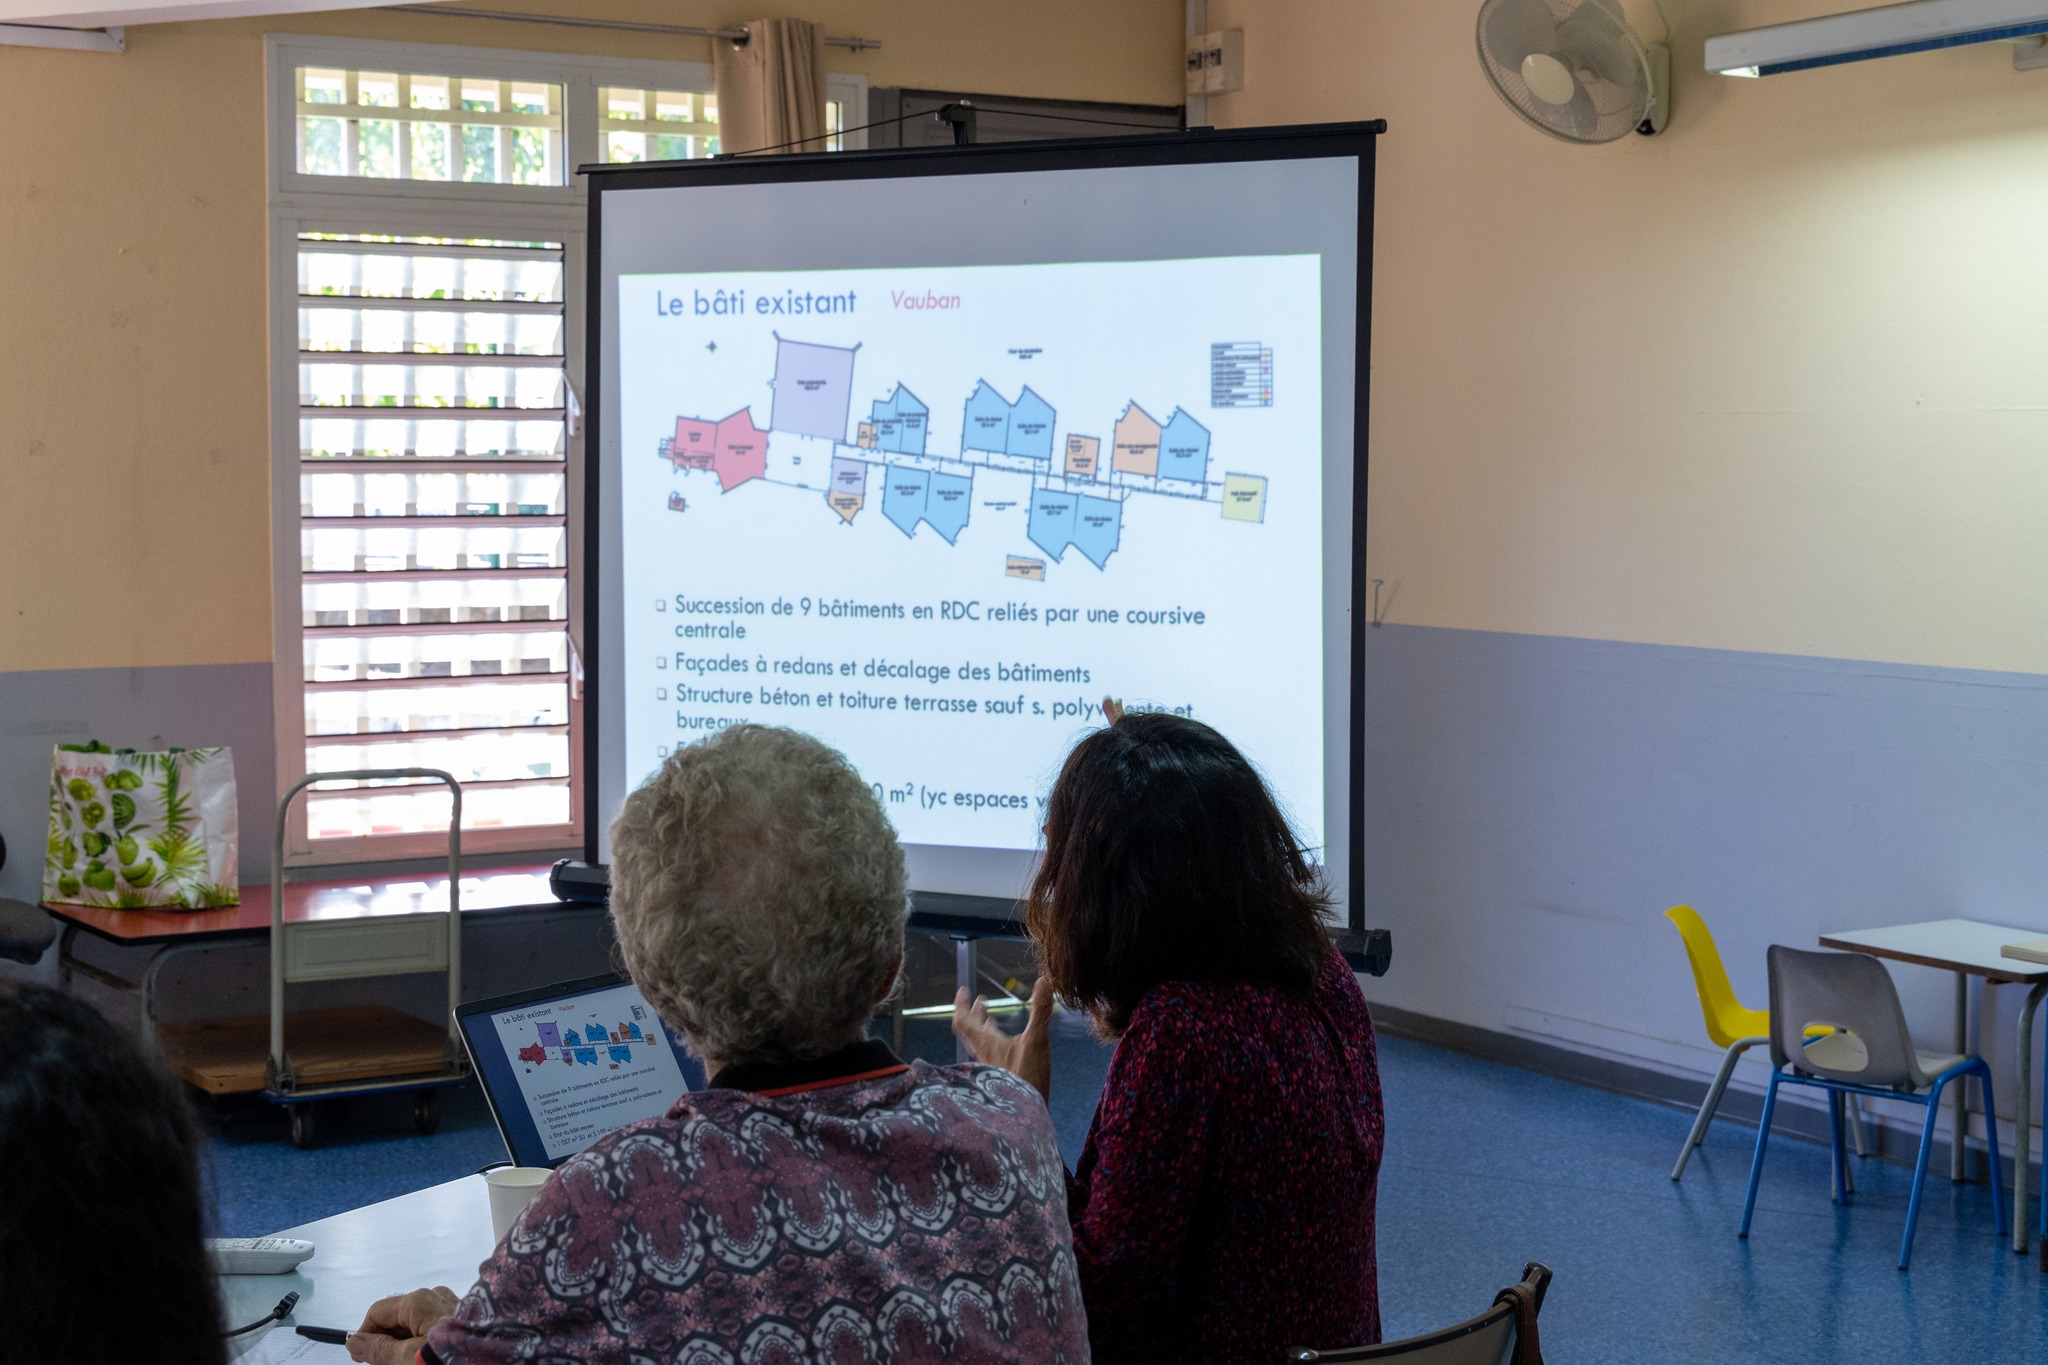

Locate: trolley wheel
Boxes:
[289,1103,317,1149]
[413,1089,441,1135]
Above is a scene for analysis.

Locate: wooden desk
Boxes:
[46,867,559,946]
[1819,918,2048,1256]
[45,867,567,1047]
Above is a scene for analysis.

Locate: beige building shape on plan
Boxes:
[1065,434,1101,478]
[1111,403,1161,477]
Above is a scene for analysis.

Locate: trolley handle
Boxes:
[270,769,464,1086]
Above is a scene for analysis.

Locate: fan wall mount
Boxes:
[1478,0,1670,144]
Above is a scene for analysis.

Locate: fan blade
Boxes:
[1556,3,1642,91]
[1558,80,1601,139]
[1481,0,1558,67]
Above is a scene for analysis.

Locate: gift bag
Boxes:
[44,743,239,909]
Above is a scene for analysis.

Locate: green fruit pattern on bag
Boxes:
[46,747,234,909]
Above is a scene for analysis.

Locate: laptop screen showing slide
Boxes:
[457,974,707,1169]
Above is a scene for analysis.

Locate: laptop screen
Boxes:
[458,974,707,1168]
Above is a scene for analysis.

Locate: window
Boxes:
[595,85,853,162]
[295,233,572,841]
[270,36,864,865]
[297,68,565,185]
[599,86,718,162]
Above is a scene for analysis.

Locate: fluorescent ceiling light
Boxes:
[1706,0,2048,76]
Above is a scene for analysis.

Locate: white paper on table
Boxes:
[229,1326,353,1363]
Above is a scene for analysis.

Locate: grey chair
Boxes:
[1291,1263,1550,1364]
[0,898,56,966]
[1738,945,2007,1270]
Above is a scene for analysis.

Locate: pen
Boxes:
[297,1325,351,1344]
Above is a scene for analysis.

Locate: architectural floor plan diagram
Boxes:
[658,334,1269,576]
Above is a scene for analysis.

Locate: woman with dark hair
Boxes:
[956,707,1384,1363]
[0,983,226,1365]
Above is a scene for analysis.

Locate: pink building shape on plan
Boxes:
[712,408,767,490]
[671,417,719,472]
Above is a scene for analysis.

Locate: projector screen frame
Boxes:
[582,120,1382,933]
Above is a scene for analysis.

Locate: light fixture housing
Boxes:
[1705,0,2048,76]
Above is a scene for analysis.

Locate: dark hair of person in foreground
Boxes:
[0,983,226,1365]
[1028,709,1333,1035]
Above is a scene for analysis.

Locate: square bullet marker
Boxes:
[656,656,668,669]
[656,598,667,611]
[657,687,668,700]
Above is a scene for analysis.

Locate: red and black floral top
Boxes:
[422,1042,1088,1365]
[1069,952,1383,1363]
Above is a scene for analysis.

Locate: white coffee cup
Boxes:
[485,1166,552,1241]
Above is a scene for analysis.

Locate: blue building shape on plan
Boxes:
[923,471,972,542]
[869,385,929,455]
[1157,409,1211,484]
[1007,388,1056,462]
[882,465,931,538]
[1069,494,1123,568]
[961,381,1012,455]
[1027,490,1079,561]
[573,1047,598,1065]
[881,464,974,544]
[1028,490,1123,568]
[608,1045,633,1065]
[960,382,1057,461]
[560,1028,581,1046]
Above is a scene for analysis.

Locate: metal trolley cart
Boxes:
[258,769,471,1147]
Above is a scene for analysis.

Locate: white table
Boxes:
[221,1175,497,1358]
[1818,919,2048,1256]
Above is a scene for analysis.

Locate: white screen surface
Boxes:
[593,142,1366,913]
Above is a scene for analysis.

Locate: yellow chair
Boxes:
[1665,905,1865,1180]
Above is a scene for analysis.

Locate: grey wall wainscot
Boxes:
[0,662,277,903]
[1360,622,2048,1137]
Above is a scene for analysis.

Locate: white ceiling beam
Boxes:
[0,0,431,29]
[0,19,121,46]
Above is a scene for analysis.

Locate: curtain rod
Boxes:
[382,6,882,51]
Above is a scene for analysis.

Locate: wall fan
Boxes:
[1477,0,1670,143]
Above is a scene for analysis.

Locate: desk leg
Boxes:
[1954,971,1970,1184]
[954,936,976,1065]
[2014,982,2047,1255]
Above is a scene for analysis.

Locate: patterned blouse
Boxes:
[423,1042,1088,1365]
[1068,952,1384,1363]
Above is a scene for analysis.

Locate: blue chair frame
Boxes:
[1738,1058,2007,1270]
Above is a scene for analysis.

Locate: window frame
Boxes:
[266,33,865,867]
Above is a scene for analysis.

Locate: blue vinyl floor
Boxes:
[199,1015,2048,1362]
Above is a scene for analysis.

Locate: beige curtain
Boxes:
[713,18,828,155]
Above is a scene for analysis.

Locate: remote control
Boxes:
[207,1237,315,1275]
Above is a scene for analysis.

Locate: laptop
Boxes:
[456,973,707,1169]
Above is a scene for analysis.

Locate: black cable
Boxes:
[225,1291,301,1339]
[721,109,924,158]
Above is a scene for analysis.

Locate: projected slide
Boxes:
[617,255,1324,852]
[491,982,690,1162]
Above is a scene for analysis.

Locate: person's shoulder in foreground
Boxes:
[424,1041,1088,1365]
